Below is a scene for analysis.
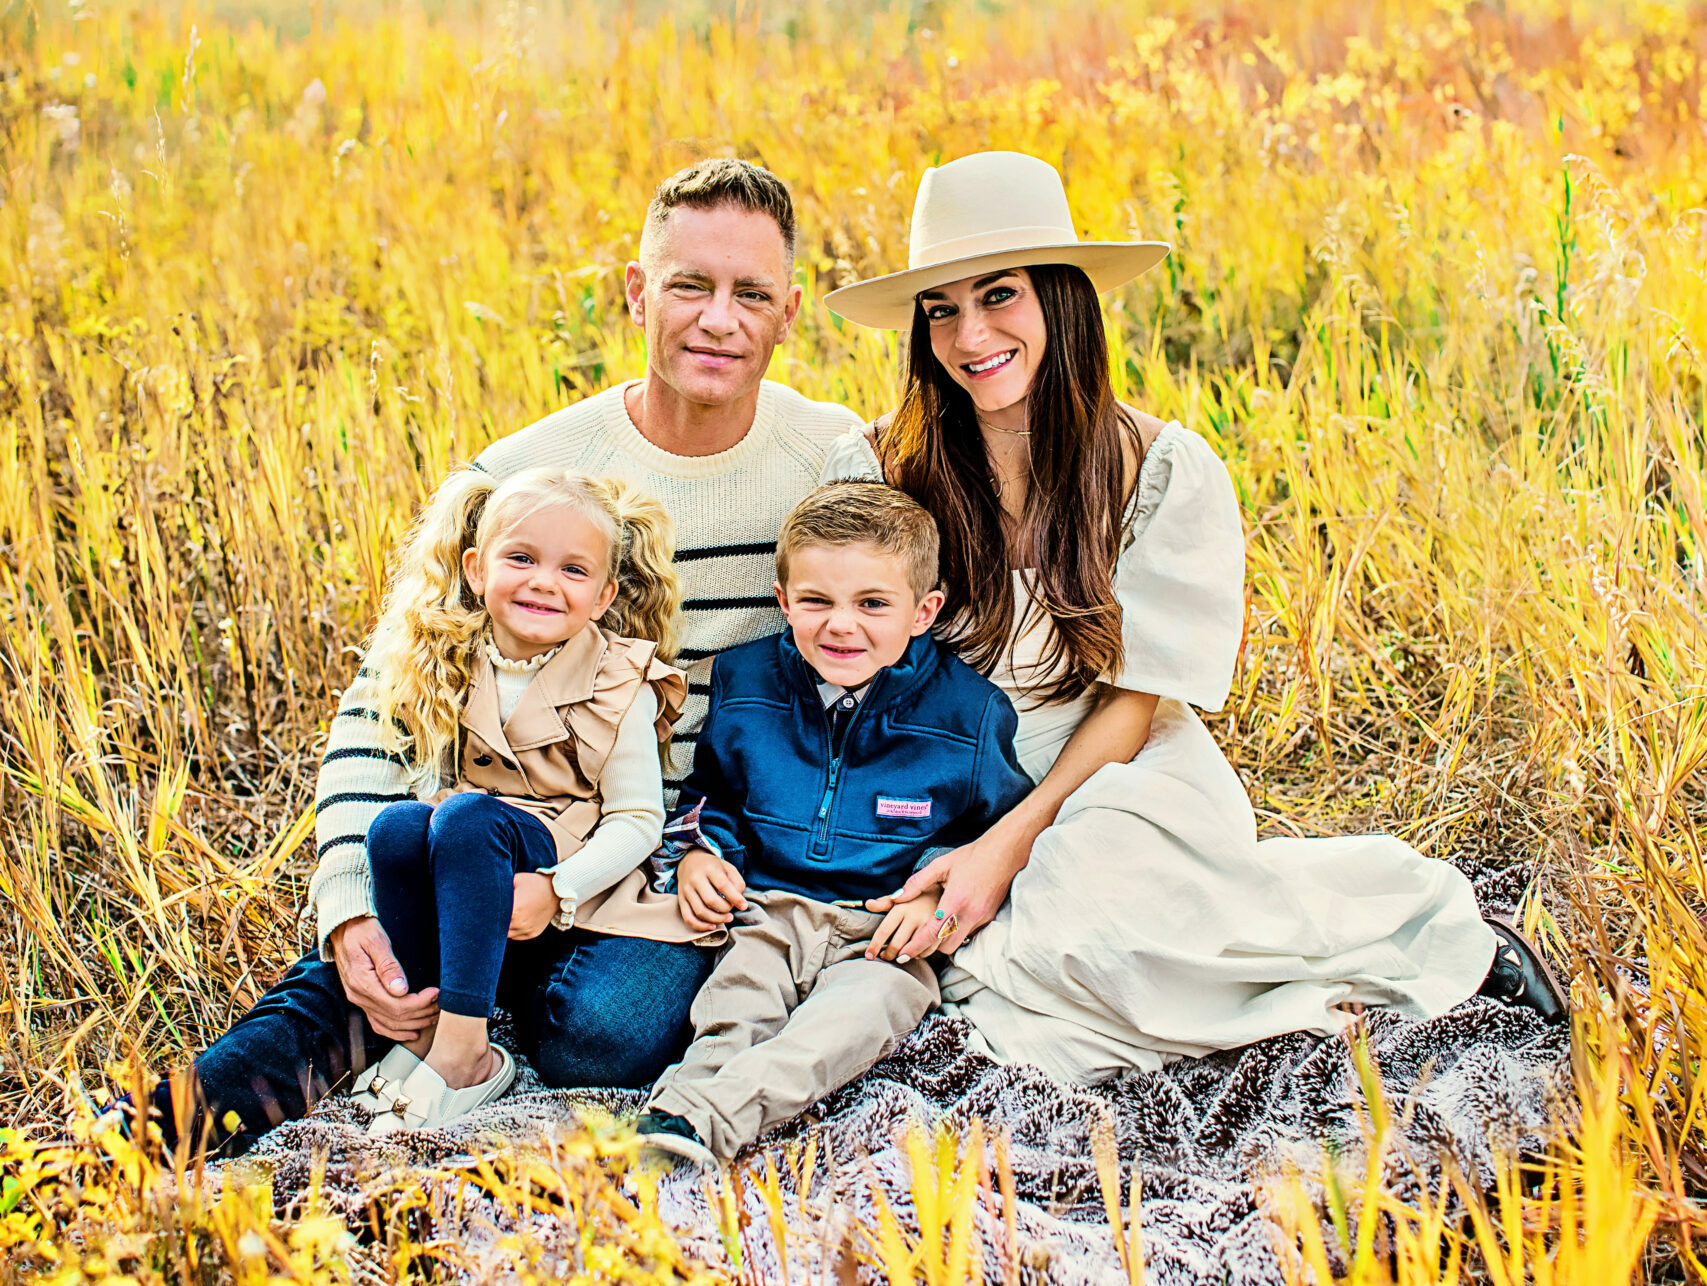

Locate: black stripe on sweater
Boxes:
[682,596,776,612]
[334,707,410,733]
[321,746,410,767]
[319,791,413,811]
[675,541,775,563]
[317,833,369,859]
[336,706,379,721]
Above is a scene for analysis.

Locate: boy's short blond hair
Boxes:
[776,483,940,600]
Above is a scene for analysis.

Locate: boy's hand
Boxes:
[865,888,943,964]
[679,847,747,932]
[509,872,559,940]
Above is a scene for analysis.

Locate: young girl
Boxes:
[342,465,693,1134]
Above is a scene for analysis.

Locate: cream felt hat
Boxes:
[824,151,1170,329]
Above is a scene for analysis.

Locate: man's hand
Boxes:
[864,887,943,964]
[329,916,439,1041]
[678,847,747,932]
[509,872,559,940]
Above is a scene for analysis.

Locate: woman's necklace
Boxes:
[982,421,1032,499]
[988,452,1034,502]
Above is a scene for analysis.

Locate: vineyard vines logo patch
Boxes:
[876,797,932,820]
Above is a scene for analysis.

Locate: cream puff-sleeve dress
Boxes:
[937,421,1499,1086]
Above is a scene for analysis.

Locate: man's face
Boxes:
[626,204,803,409]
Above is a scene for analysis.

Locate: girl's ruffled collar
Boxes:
[483,637,560,674]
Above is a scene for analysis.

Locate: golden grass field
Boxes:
[0,0,1704,1280]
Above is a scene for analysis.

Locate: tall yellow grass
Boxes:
[1,0,1704,1280]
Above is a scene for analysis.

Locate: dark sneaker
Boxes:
[635,1109,717,1170]
[1477,917,1568,1023]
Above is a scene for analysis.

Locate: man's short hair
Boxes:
[645,158,797,262]
[776,482,940,600]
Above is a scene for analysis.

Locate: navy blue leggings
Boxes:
[367,793,556,1020]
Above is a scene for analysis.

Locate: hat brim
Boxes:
[822,241,1170,329]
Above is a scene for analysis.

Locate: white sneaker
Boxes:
[347,1045,423,1115]
[365,1045,516,1136]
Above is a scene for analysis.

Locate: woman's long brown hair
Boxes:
[880,264,1136,703]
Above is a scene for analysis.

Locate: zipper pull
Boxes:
[817,760,840,819]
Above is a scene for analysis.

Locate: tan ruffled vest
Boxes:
[448,624,710,944]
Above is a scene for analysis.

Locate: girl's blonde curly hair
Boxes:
[363,466,681,782]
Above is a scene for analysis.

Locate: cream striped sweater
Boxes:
[306,379,879,953]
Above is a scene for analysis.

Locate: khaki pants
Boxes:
[649,889,939,1158]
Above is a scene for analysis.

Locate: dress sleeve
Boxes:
[1109,426,1246,711]
[818,424,883,484]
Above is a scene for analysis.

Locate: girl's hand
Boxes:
[864,887,942,963]
[868,833,1028,958]
[678,847,748,932]
[509,872,559,940]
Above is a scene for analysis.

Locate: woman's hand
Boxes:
[870,687,1159,959]
[508,872,559,940]
[864,887,942,963]
[869,831,1031,958]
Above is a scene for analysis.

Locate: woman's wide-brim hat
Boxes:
[824,151,1170,330]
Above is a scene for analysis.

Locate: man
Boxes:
[154,159,878,1154]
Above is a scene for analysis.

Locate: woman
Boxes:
[824,151,1563,1085]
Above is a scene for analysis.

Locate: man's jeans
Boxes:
[150,921,716,1156]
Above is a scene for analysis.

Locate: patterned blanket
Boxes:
[233,867,1568,1284]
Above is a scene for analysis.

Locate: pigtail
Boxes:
[591,477,683,662]
[366,468,494,781]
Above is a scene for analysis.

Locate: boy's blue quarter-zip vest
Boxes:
[674,629,1033,905]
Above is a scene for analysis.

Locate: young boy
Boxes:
[637,482,1033,1166]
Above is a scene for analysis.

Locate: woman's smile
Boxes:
[963,349,1017,378]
